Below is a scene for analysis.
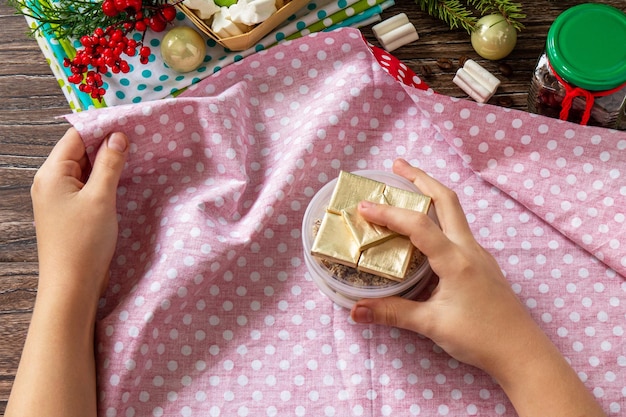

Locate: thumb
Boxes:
[86,132,129,196]
[350,296,430,334]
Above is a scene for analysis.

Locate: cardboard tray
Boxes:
[178,0,309,51]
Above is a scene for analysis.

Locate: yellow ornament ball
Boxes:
[161,26,207,73]
[471,14,517,60]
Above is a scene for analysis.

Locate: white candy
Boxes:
[183,0,220,20]
[372,13,419,52]
[453,59,501,103]
[211,7,248,37]
[229,0,277,26]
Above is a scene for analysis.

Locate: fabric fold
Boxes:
[421,100,626,277]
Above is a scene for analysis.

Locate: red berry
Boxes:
[80,35,92,47]
[127,0,142,13]
[113,0,127,12]
[134,20,147,32]
[160,5,177,22]
[110,29,123,42]
[101,0,118,17]
[139,46,151,57]
[148,14,167,32]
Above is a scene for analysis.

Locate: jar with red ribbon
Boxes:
[528,3,626,130]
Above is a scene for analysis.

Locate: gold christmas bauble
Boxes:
[161,26,207,73]
[471,14,517,60]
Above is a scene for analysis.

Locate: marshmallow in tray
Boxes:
[229,0,278,25]
[372,13,419,52]
[453,59,501,103]
[211,7,250,37]
[185,0,278,37]
[183,0,220,19]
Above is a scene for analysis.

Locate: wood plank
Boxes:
[0,262,38,408]
[0,264,37,408]
[0,169,37,263]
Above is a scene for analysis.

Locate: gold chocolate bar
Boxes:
[357,236,415,282]
[311,212,360,268]
[341,203,396,251]
[384,185,432,212]
[312,171,431,282]
[327,171,386,214]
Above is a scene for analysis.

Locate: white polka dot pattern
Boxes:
[67,28,626,417]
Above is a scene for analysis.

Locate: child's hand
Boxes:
[350,158,534,373]
[31,128,128,303]
[351,159,606,417]
[7,128,129,417]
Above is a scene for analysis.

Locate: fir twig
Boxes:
[414,0,526,33]
[8,0,176,40]
[8,0,126,39]
[468,0,526,31]
[415,0,477,33]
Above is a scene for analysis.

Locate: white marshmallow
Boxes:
[184,0,220,20]
[453,59,501,103]
[381,26,419,52]
[229,0,277,25]
[464,59,500,93]
[372,13,409,38]
[211,7,247,37]
[372,13,419,52]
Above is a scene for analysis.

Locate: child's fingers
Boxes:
[357,201,454,261]
[351,296,433,336]
[392,159,475,245]
[84,132,129,199]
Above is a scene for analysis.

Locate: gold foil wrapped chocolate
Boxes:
[311,171,432,282]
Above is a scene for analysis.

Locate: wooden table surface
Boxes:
[0,0,624,413]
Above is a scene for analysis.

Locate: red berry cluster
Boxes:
[63,0,177,101]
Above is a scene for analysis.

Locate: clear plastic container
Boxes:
[301,170,437,309]
[527,4,626,130]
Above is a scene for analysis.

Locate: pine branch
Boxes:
[8,0,175,40]
[414,0,526,33]
[9,0,126,38]
[468,0,526,30]
[415,0,478,33]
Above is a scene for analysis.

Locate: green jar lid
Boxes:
[547,3,626,91]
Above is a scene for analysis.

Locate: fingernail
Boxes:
[108,132,128,153]
[352,306,374,323]
[359,200,374,210]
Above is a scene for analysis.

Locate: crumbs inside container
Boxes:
[313,219,426,289]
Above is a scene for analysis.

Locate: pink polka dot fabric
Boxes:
[66,28,626,417]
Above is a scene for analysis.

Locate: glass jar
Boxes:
[528,3,626,130]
